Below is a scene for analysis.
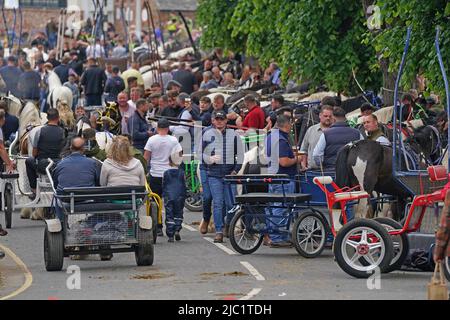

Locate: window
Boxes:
[19,0,67,8]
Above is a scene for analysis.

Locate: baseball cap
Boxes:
[157,118,170,128]
[212,110,227,120]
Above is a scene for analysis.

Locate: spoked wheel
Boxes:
[4,184,13,229]
[292,211,327,258]
[184,192,203,212]
[444,256,450,282]
[374,217,409,273]
[229,209,263,255]
[334,219,394,278]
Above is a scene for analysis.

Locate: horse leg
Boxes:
[20,207,32,219]
[31,208,45,220]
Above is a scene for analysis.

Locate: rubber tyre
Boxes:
[229,209,263,255]
[4,185,13,229]
[44,226,64,272]
[444,256,450,282]
[292,211,327,258]
[150,202,158,244]
[374,217,409,273]
[135,229,154,266]
[333,219,394,278]
[184,196,203,212]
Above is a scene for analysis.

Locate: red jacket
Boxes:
[242,106,266,129]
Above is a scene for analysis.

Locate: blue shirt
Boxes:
[265,129,297,177]
[53,152,100,193]
[0,65,23,96]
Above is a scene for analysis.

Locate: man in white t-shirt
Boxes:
[144,118,184,241]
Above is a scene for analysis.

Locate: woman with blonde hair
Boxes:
[100,135,146,186]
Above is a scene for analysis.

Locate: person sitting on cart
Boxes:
[26,108,66,200]
[362,114,391,146]
[265,114,302,248]
[312,107,363,171]
[0,100,19,144]
[52,137,101,221]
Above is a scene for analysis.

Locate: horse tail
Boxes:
[335,144,352,188]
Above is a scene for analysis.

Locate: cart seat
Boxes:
[62,201,135,213]
[235,193,311,204]
[61,186,147,202]
[334,191,369,201]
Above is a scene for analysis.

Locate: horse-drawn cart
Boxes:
[332,27,450,279]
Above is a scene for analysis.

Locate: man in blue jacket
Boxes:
[202,110,244,243]
[128,98,152,152]
[52,137,100,220]
[0,56,22,96]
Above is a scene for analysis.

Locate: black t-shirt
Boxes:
[32,124,65,160]
[161,106,182,118]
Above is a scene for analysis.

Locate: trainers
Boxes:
[168,237,174,243]
[175,231,181,241]
[199,220,209,235]
[223,225,230,238]
[270,241,294,248]
[213,233,224,243]
[0,225,7,236]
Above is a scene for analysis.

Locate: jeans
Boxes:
[267,181,296,243]
[25,157,50,190]
[200,168,212,222]
[163,169,186,237]
[208,176,234,233]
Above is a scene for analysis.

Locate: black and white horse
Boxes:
[335,138,434,221]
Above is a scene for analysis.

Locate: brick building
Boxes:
[0,0,197,48]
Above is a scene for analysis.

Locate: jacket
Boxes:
[99,158,146,187]
[202,126,244,178]
[53,152,100,193]
[80,65,107,95]
[127,110,149,151]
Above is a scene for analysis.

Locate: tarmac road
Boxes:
[0,209,438,300]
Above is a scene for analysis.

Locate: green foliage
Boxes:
[197,0,450,98]
[372,0,450,98]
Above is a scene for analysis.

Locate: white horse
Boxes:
[44,69,73,110]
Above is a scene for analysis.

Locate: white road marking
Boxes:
[240,261,265,281]
[203,237,237,255]
[239,288,262,300]
[182,223,197,232]
[0,244,33,300]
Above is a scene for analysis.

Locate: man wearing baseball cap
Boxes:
[202,110,244,243]
[144,118,184,242]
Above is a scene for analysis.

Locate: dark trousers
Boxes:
[162,169,186,237]
[149,175,163,228]
[25,157,50,190]
[85,94,102,107]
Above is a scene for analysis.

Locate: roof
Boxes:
[155,0,198,12]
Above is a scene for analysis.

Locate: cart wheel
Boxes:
[4,184,13,229]
[292,211,327,258]
[333,219,394,278]
[374,217,409,273]
[135,229,154,266]
[150,202,158,244]
[44,226,64,272]
[444,256,450,282]
[184,194,203,212]
[229,209,263,255]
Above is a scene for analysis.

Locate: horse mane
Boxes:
[56,100,76,131]
[19,101,41,138]
[47,70,62,90]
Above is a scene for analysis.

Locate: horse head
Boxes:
[406,125,441,165]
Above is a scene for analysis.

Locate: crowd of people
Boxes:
[0,14,448,264]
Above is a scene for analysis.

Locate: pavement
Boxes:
[0,209,443,300]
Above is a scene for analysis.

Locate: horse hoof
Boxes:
[31,208,44,220]
[20,208,32,219]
